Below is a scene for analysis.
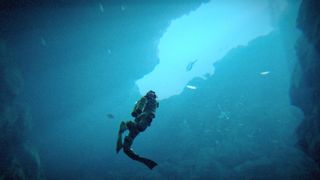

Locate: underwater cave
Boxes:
[1,0,320,179]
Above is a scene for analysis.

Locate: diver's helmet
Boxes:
[146,90,156,99]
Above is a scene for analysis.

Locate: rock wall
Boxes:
[0,39,44,179]
[152,30,320,179]
[291,0,320,166]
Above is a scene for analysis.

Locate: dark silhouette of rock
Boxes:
[291,0,320,167]
[0,39,45,179]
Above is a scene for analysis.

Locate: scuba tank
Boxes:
[131,97,147,117]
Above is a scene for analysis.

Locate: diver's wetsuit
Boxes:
[116,91,159,169]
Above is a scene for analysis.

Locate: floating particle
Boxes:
[121,5,126,11]
[41,37,47,46]
[99,3,104,13]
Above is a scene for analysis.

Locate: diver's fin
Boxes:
[116,132,123,153]
[139,157,158,169]
[119,121,127,133]
[116,122,127,153]
[123,148,158,169]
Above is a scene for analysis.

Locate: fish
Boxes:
[260,71,270,75]
[107,113,115,119]
[186,85,197,90]
[186,59,198,71]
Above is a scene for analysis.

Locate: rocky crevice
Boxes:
[291,0,320,166]
[0,39,44,180]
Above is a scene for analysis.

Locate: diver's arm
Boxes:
[138,97,147,111]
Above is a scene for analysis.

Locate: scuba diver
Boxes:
[116,90,159,169]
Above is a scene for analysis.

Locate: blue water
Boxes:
[4,0,320,179]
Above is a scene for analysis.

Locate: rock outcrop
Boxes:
[0,39,44,179]
[291,0,320,166]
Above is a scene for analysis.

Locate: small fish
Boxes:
[260,71,270,75]
[107,113,114,119]
[99,3,104,13]
[107,49,112,54]
[41,37,47,46]
[186,85,197,90]
[186,59,198,71]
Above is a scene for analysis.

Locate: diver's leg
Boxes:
[123,131,140,159]
[123,128,158,169]
[123,129,139,155]
[116,121,127,153]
